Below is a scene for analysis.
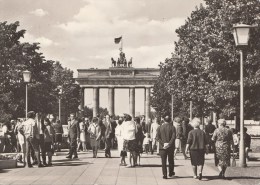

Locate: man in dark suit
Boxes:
[66,113,80,159]
[156,115,176,179]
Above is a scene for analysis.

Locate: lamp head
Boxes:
[23,70,31,83]
[232,24,256,46]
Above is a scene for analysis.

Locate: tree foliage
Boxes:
[0,21,80,122]
[152,0,260,119]
[83,106,109,119]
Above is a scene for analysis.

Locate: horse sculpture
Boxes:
[111,51,133,68]
[128,57,132,67]
[111,57,116,67]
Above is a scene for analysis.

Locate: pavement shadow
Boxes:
[136,164,162,168]
[53,161,93,167]
[139,164,183,168]
[0,169,11,173]
[203,175,260,181]
[226,176,260,180]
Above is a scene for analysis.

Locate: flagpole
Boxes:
[121,35,123,52]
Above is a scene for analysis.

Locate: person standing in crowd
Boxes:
[84,117,91,151]
[181,117,192,159]
[78,118,87,152]
[205,118,216,153]
[145,118,152,153]
[244,127,251,161]
[134,117,145,156]
[43,118,55,166]
[66,113,80,159]
[15,119,26,165]
[88,117,101,158]
[3,122,11,153]
[115,116,126,165]
[150,117,160,155]
[110,116,117,149]
[104,115,112,157]
[10,120,17,152]
[121,114,138,167]
[98,116,106,150]
[212,119,234,179]
[230,128,239,154]
[185,118,208,180]
[52,119,63,152]
[173,117,183,159]
[36,113,47,166]
[22,111,43,167]
[156,115,176,179]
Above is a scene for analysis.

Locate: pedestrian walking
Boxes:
[66,114,80,159]
[150,117,160,154]
[205,118,216,153]
[104,115,112,157]
[78,118,87,152]
[173,117,183,159]
[88,117,101,158]
[156,115,176,179]
[181,117,192,159]
[212,119,234,179]
[185,117,208,180]
[52,119,63,152]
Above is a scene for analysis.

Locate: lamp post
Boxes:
[232,23,255,168]
[189,100,193,121]
[57,86,63,121]
[23,70,31,119]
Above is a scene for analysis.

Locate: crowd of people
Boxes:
[1,111,252,181]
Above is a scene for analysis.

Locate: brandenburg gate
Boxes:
[75,51,159,122]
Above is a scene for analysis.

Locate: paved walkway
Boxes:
[0,150,258,185]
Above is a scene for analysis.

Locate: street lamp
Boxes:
[23,70,31,119]
[232,23,255,168]
[57,86,63,121]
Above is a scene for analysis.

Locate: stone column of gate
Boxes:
[80,87,85,117]
[144,88,146,117]
[145,87,151,124]
[129,87,135,118]
[108,87,115,116]
[93,87,99,117]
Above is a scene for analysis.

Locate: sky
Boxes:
[0,0,203,115]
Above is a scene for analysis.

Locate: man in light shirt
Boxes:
[22,111,43,168]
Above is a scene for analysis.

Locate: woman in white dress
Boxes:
[115,117,125,165]
[78,118,87,152]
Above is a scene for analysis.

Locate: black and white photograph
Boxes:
[0,0,260,184]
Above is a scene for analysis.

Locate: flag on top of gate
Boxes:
[114,36,122,44]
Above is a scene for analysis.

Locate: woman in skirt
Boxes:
[185,118,208,180]
[121,114,138,167]
[212,119,234,179]
[88,117,101,158]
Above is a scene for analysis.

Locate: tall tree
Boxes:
[0,21,80,122]
[152,0,260,119]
